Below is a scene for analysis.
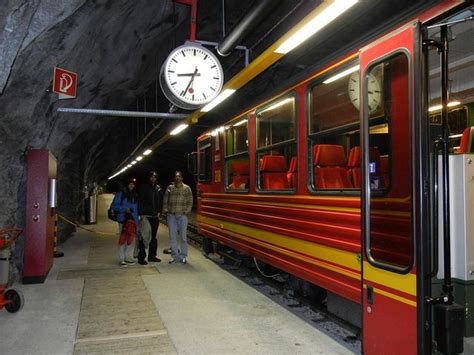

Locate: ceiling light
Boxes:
[211,126,225,136]
[274,0,358,54]
[143,149,152,155]
[136,156,143,161]
[131,161,137,165]
[170,124,189,135]
[201,89,236,112]
[233,119,247,127]
[323,65,360,84]
[260,97,294,114]
[428,101,461,112]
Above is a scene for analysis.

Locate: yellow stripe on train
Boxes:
[198,214,416,298]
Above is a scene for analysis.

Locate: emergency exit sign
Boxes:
[53,67,77,99]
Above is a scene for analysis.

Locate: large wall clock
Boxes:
[348,71,382,114]
[160,42,224,110]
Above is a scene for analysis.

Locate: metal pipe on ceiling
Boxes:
[217,0,278,56]
[57,108,189,119]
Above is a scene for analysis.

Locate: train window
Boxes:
[308,58,390,192]
[225,115,249,191]
[198,138,212,183]
[256,95,297,191]
[429,107,468,152]
[366,52,411,269]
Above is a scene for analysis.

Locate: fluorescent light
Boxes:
[260,97,294,114]
[233,119,247,127]
[127,164,132,168]
[170,124,189,135]
[275,0,358,54]
[131,161,137,165]
[201,89,236,112]
[211,126,225,136]
[136,156,143,161]
[428,101,461,112]
[323,65,360,84]
[143,149,152,155]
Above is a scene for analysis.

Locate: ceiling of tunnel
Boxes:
[0,0,446,224]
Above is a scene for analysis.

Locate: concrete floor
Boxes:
[0,194,356,354]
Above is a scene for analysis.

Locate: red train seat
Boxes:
[346,146,382,188]
[458,127,474,153]
[287,156,297,188]
[228,161,249,189]
[313,144,352,189]
[260,155,289,189]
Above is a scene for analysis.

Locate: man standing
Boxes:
[137,171,163,265]
[163,171,193,264]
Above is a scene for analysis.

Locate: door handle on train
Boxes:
[429,140,442,278]
[367,285,374,305]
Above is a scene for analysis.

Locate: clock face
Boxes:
[348,71,382,114]
[160,43,224,110]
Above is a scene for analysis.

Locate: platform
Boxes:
[0,194,357,354]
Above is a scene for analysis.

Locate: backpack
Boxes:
[107,191,125,222]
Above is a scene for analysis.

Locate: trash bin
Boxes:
[84,194,97,225]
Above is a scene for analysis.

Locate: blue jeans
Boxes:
[167,214,188,261]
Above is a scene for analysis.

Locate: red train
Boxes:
[192,1,474,353]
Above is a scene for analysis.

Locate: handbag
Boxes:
[107,204,118,221]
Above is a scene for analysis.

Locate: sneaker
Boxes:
[125,260,135,265]
[169,258,177,264]
[181,258,187,264]
[120,261,127,267]
[138,259,148,265]
[148,256,161,263]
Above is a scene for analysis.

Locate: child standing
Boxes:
[119,211,136,266]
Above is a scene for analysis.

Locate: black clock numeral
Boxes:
[168,70,175,73]
[211,65,216,69]
[349,89,355,91]
[193,49,196,56]
[213,77,219,80]
[171,82,177,86]
[172,58,178,63]
[204,55,208,60]
[368,91,373,94]
[203,93,207,99]
[352,98,357,102]
[192,94,195,101]
[374,90,381,93]
[210,87,216,91]
[351,78,356,82]
[182,51,186,57]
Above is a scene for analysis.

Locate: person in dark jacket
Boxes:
[137,171,163,265]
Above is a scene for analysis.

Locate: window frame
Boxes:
[363,49,414,274]
[224,114,250,193]
[198,137,212,183]
[254,92,298,194]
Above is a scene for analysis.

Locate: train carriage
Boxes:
[192,1,474,353]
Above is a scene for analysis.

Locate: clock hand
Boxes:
[181,67,199,96]
[177,73,202,77]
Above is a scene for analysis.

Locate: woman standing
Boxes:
[112,178,139,266]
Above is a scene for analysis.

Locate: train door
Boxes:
[360,24,420,355]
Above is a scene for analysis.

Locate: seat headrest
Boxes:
[459,127,474,153]
[346,146,381,168]
[232,161,249,175]
[313,145,346,167]
[260,155,287,172]
[288,157,297,173]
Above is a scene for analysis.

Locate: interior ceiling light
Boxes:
[170,124,189,135]
[233,119,247,127]
[201,89,236,112]
[260,97,294,114]
[136,156,143,161]
[131,161,137,165]
[143,149,152,155]
[428,101,461,112]
[323,65,360,84]
[274,0,358,54]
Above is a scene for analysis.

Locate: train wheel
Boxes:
[4,289,24,313]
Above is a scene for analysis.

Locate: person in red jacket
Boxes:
[118,212,136,267]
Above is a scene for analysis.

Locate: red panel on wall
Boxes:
[23,149,57,284]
